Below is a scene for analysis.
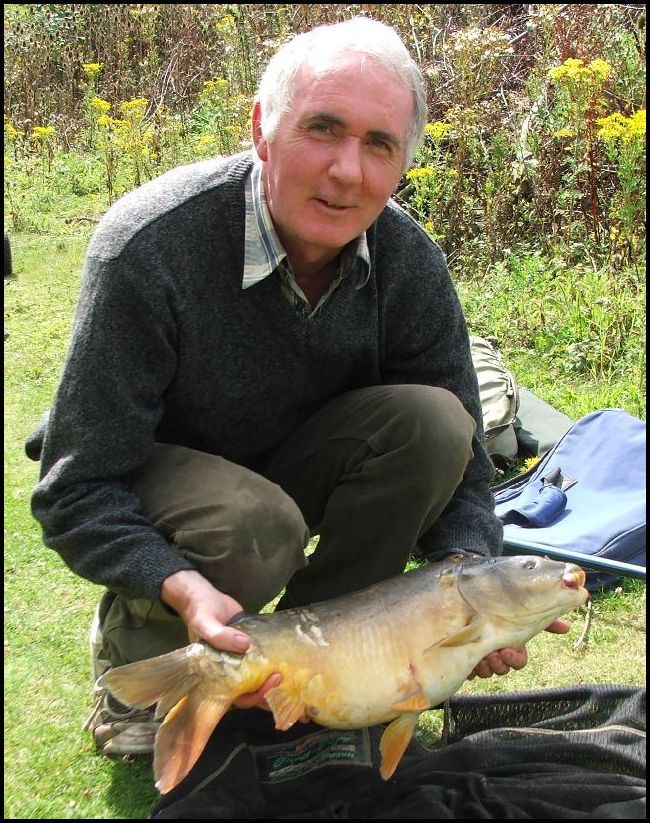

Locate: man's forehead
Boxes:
[297,49,407,92]
[293,52,412,132]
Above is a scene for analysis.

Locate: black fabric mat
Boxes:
[150,684,645,819]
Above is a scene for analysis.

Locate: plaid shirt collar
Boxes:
[243,161,371,290]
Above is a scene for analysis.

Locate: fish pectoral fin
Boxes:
[154,684,231,795]
[379,711,420,780]
[390,690,431,713]
[265,684,306,731]
[427,617,485,650]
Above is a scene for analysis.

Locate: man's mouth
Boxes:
[314,198,353,211]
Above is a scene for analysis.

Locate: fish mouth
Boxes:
[562,563,586,590]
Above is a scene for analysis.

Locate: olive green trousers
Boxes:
[99,385,475,667]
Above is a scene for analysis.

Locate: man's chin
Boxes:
[296,227,361,256]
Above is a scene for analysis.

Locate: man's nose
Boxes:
[328,137,363,186]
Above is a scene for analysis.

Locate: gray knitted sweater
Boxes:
[31,151,502,604]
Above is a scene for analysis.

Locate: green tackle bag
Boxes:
[470,336,578,465]
[470,336,520,465]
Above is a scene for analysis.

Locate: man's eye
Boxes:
[309,123,331,133]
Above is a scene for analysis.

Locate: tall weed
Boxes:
[5,4,645,271]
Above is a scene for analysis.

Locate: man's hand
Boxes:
[160,569,282,712]
[468,618,571,680]
[161,568,252,652]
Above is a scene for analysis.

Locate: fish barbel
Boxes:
[101,554,588,794]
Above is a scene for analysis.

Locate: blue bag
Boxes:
[493,409,646,589]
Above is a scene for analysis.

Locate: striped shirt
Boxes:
[243,161,371,317]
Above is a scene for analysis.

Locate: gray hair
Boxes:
[257,17,427,173]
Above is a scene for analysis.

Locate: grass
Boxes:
[456,254,646,421]
[4,233,646,819]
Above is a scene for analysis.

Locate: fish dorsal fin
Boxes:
[428,617,485,650]
[154,685,230,794]
[265,682,308,731]
[379,711,421,780]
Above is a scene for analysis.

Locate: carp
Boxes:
[100,554,588,794]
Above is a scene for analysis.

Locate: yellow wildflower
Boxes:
[120,98,149,118]
[202,79,230,95]
[31,125,56,140]
[628,109,646,138]
[425,121,452,140]
[82,62,103,80]
[521,456,540,473]
[552,128,574,139]
[588,59,612,80]
[406,166,436,180]
[597,110,646,143]
[596,113,629,142]
[4,119,23,140]
[89,97,111,113]
[548,58,584,81]
[548,57,612,85]
[215,15,236,36]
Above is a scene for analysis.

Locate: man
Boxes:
[29,18,567,759]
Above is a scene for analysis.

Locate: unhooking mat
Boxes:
[150,683,645,819]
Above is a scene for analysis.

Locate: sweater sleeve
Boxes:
[376,209,503,560]
[30,243,196,602]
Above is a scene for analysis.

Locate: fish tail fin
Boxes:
[154,684,231,794]
[101,645,237,793]
[99,646,201,714]
[379,711,421,780]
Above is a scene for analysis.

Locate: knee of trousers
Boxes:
[374,384,476,486]
[172,482,310,613]
[131,448,310,613]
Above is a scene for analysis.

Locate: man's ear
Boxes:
[252,100,269,161]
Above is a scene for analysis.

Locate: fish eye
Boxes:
[522,558,537,570]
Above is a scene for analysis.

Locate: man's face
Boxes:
[253,52,413,269]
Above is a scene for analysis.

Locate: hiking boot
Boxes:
[84,592,159,756]
[83,685,160,757]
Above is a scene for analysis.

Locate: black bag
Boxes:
[150,684,646,819]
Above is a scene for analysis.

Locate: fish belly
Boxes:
[261,621,422,729]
